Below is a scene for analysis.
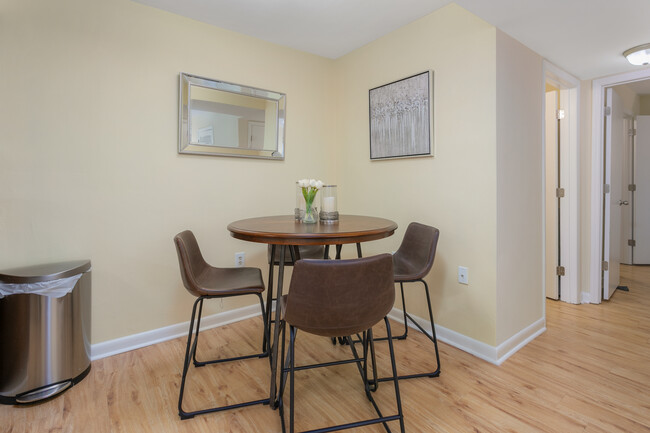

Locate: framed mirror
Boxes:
[179,73,286,160]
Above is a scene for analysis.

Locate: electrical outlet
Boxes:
[458,266,468,285]
[235,252,245,267]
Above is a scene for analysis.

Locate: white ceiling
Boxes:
[134,0,650,80]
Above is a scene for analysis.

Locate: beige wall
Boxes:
[1,1,546,349]
[334,4,499,345]
[641,95,650,115]
[613,85,641,115]
[495,30,544,344]
[0,0,337,343]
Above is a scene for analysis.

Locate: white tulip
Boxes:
[297,179,307,188]
[309,179,317,187]
[315,180,324,189]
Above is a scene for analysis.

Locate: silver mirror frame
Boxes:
[178,73,286,160]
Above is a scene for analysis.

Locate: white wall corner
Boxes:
[495,317,546,364]
[90,303,263,361]
[388,308,545,366]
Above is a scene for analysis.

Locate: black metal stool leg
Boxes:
[367,328,379,392]
[346,329,402,433]
[178,294,270,420]
[384,317,405,433]
[396,282,409,339]
[178,297,201,419]
[278,326,404,433]
[191,298,205,366]
[372,279,441,382]
[277,320,288,433]
[289,326,297,433]
[422,279,441,376]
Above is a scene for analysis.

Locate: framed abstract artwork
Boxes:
[369,71,433,160]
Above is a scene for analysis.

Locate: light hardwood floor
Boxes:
[3,265,649,432]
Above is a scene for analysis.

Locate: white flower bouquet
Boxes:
[297,179,323,223]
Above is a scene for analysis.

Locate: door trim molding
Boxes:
[590,68,650,304]
[543,60,580,304]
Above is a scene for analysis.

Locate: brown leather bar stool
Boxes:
[375,222,441,382]
[276,254,405,433]
[173,230,270,420]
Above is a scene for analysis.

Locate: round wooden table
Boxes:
[227,214,397,245]
[227,214,398,407]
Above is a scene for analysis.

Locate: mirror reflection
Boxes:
[179,73,285,159]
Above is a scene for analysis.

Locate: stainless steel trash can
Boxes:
[0,260,91,404]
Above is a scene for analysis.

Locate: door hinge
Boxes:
[604,184,610,194]
[628,239,636,247]
[556,188,565,198]
[556,266,566,276]
[556,109,565,120]
[604,106,612,116]
[602,261,609,271]
[629,128,637,136]
[629,184,637,192]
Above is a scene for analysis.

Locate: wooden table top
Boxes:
[227,214,398,245]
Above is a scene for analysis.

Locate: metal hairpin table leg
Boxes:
[269,245,286,409]
[263,245,276,353]
[333,243,363,346]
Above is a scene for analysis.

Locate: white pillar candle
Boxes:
[322,196,337,212]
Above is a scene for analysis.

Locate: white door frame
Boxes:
[620,115,635,265]
[590,68,650,304]
[543,61,580,304]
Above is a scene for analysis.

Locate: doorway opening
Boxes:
[543,61,580,304]
[590,68,650,303]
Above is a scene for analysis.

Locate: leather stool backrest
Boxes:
[174,230,210,297]
[393,223,439,281]
[284,254,394,337]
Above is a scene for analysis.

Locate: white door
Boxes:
[603,88,624,300]
[634,115,650,263]
[248,121,265,149]
[545,91,559,299]
[620,117,634,265]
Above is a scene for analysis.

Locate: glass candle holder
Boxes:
[319,185,339,224]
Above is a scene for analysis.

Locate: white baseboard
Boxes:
[387,308,545,365]
[495,317,546,363]
[92,303,545,366]
[90,304,263,361]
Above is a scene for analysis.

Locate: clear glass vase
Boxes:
[303,201,318,224]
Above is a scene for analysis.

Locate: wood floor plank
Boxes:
[1,264,649,432]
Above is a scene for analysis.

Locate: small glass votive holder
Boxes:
[295,182,305,221]
[319,185,339,224]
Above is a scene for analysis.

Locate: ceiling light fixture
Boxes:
[623,43,650,66]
